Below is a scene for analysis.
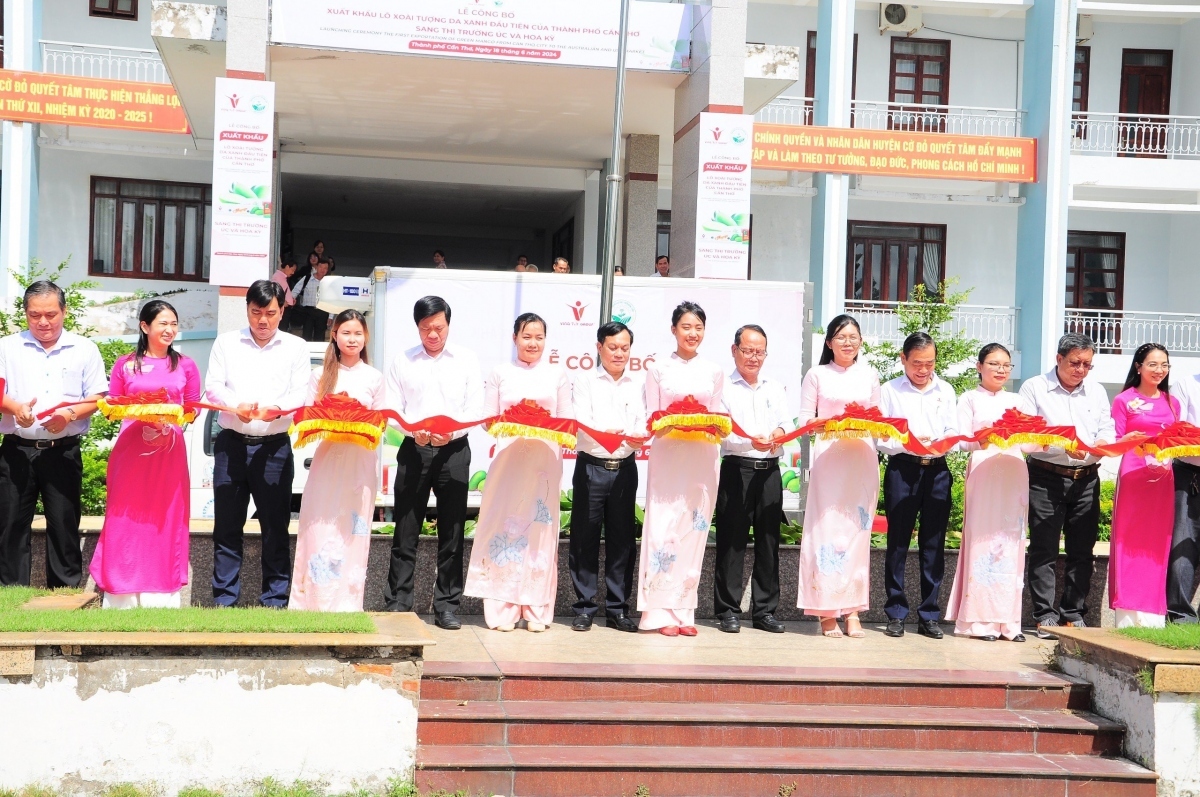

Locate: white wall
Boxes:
[1066,209,1172,312]
[1177,19,1200,117]
[1083,20,1182,116]
[749,193,810,283]
[1168,213,1200,315]
[41,0,158,49]
[36,145,214,290]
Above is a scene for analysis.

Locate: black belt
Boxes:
[1175,459,1200,475]
[578,451,635,471]
[7,435,81,450]
[224,430,290,445]
[1028,458,1100,480]
[891,452,944,468]
[725,455,779,471]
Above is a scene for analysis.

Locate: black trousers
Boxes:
[1167,460,1200,623]
[385,436,470,613]
[299,306,329,342]
[212,430,295,607]
[883,455,951,622]
[0,436,83,588]
[713,456,782,620]
[569,452,639,617]
[1027,462,1101,625]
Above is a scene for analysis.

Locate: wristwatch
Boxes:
[66,407,78,421]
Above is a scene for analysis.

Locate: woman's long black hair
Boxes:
[134,299,181,373]
[1123,343,1171,395]
[819,314,861,365]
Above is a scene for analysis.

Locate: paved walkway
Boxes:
[420,615,1056,672]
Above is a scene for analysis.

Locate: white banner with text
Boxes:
[694,112,754,280]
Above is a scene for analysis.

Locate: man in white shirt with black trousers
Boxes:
[569,321,644,633]
[1168,370,1200,624]
[204,280,312,607]
[714,325,789,634]
[878,332,958,640]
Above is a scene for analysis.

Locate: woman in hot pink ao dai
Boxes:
[92,301,201,609]
[796,315,880,639]
[1109,344,1180,629]
[465,312,573,632]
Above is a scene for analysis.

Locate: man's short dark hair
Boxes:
[414,295,452,325]
[433,249,445,258]
[247,279,285,308]
[1057,333,1096,357]
[902,331,937,357]
[23,280,66,311]
[597,321,633,345]
[656,255,669,263]
[734,324,766,347]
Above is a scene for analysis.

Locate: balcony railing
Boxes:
[41,40,169,84]
[1064,309,1200,355]
[1070,113,1200,159]
[755,98,1025,138]
[846,300,1018,349]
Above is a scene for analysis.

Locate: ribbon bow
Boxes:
[487,399,578,448]
[1142,421,1200,461]
[98,388,197,427]
[648,396,733,444]
[291,393,388,450]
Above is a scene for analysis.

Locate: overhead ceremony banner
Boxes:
[0,69,188,133]
[209,78,275,287]
[695,112,754,280]
[752,124,1038,183]
[271,0,691,71]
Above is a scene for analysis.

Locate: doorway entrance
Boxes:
[1118,49,1172,157]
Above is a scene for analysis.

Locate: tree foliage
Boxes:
[864,279,982,396]
[0,257,98,336]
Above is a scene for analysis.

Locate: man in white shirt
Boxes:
[569,321,645,633]
[1168,371,1200,623]
[384,296,483,629]
[294,257,330,341]
[0,281,106,588]
[1020,333,1117,637]
[714,325,789,634]
[877,332,958,640]
[204,280,312,607]
[651,255,670,277]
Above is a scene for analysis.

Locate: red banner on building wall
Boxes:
[752,123,1037,183]
[0,69,190,134]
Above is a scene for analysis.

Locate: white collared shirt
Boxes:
[203,327,313,436]
[1172,373,1200,467]
[0,330,107,439]
[877,373,959,457]
[299,274,322,308]
[573,366,646,459]
[386,343,484,440]
[721,370,791,458]
[1019,368,1116,466]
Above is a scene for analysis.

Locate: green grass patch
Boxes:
[0,587,376,634]
[1116,623,1200,651]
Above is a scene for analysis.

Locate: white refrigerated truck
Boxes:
[186,268,812,519]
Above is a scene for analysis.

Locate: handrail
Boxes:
[40,40,169,84]
[1069,111,1200,159]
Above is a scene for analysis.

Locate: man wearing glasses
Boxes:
[1019,333,1116,638]
[714,325,790,633]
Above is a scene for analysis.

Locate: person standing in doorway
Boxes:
[432,250,448,269]
[652,255,670,277]
[0,281,107,588]
[204,280,311,607]
[1168,367,1200,624]
[569,322,644,633]
[1020,333,1117,638]
[296,257,331,342]
[878,332,958,640]
[384,296,483,629]
[714,325,789,634]
[553,257,571,274]
[273,256,298,333]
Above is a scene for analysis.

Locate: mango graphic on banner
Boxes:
[0,69,189,134]
[751,124,1037,183]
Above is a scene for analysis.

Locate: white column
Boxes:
[0,0,42,299]
[621,134,659,276]
[807,0,855,327]
[581,169,601,275]
[1015,0,1076,379]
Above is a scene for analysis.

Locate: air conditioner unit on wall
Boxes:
[880,4,922,36]
[1077,15,1094,43]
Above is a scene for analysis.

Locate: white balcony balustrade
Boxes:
[41,40,169,84]
[1064,309,1200,355]
[845,300,1019,350]
[850,101,1025,138]
[1069,113,1200,159]
[755,96,813,126]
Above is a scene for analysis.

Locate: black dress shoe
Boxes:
[1012,633,1026,643]
[572,614,594,631]
[753,614,785,633]
[977,635,998,642]
[605,613,639,633]
[917,619,944,639]
[434,611,462,630]
[718,615,741,634]
[884,618,905,637]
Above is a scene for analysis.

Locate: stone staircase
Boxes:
[415,661,1156,797]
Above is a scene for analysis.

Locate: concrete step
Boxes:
[415,744,1157,797]
[417,699,1124,756]
[420,661,1092,711]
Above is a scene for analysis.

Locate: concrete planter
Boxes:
[1055,627,1200,797]
[35,530,1109,627]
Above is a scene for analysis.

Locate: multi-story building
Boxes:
[0,0,1196,385]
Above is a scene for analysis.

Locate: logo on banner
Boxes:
[711,126,723,141]
[612,299,636,326]
[732,129,747,144]
[251,96,269,112]
[227,94,241,109]
[562,300,594,327]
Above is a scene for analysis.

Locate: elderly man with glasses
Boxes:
[1019,333,1116,638]
[713,325,791,634]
